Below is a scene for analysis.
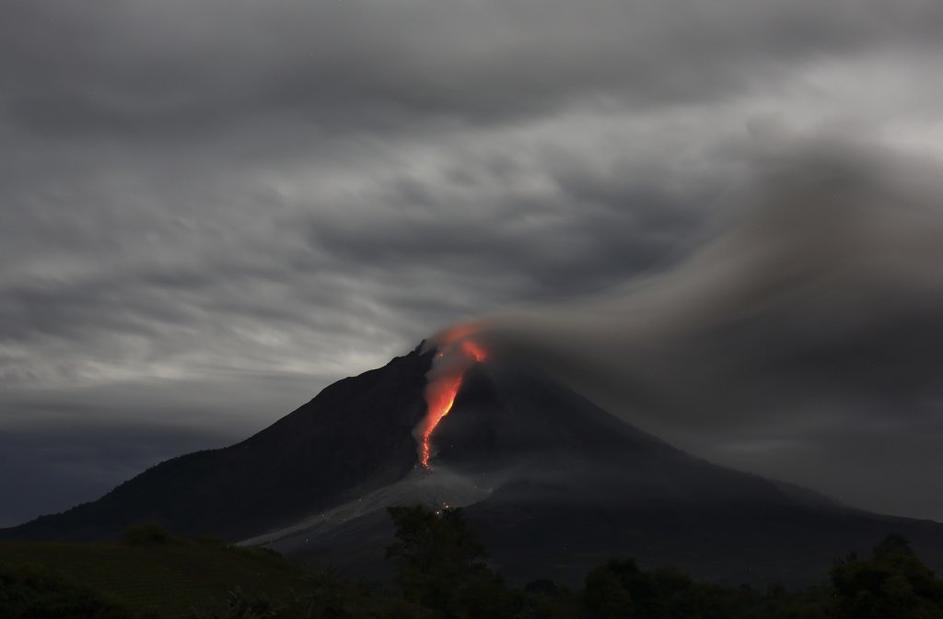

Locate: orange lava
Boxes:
[461,339,487,362]
[418,333,487,469]
[419,372,464,468]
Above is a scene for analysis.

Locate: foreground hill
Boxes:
[0,537,308,618]
[6,512,943,619]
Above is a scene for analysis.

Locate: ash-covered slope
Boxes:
[1,345,433,542]
[262,359,943,585]
[5,342,943,585]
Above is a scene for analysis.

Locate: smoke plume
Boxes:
[472,139,943,520]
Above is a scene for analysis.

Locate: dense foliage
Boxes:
[189,506,943,619]
[0,564,136,619]
[5,511,943,618]
[831,535,943,619]
[0,536,308,618]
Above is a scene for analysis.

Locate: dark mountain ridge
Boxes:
[5,343,943,585]
[2,344,434,542]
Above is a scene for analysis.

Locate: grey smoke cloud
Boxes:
[482,141,943,519]
[7,0,943,138]
[2,0,943,525]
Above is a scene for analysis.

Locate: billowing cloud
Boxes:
[482,141,943,519]
[2,0,942,524]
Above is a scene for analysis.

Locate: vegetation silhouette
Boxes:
[4,508,943,618]
[0,564,135,619]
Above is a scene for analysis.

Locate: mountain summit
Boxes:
[5,339,943,584]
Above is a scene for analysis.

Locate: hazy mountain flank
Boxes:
[6,343,943,585]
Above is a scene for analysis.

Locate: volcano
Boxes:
[4,340,943,584]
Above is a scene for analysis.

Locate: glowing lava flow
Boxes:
[417,335,487,469]
[460,339,487,363]
[418,372,463,468]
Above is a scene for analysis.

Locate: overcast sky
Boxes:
[3,0,943,527]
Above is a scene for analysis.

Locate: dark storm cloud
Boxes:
[0,372,328,526]
[1,418,250,529]
[306,155,704,302]
[2,0,943,525]
[0,422,225,527]
[3,0,943,138]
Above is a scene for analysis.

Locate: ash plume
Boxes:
[472,139,943,520]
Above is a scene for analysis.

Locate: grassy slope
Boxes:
[0,540,312,618]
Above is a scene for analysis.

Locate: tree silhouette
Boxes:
[386,505,517,618]
[831,535,943,619]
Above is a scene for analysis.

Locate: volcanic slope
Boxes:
[255,358,943,585]
[1,345,434,542]
[6,344,943,585]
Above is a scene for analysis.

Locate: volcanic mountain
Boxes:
[5,339,943,584]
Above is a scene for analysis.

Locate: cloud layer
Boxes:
[2,0,943,524]
[481,142,943,519]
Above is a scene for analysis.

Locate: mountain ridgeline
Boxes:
[3,344,435,542]
[4,342,943,585]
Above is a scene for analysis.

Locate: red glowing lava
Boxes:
[418,372,463,468]
[417,333,487,469]
[461,339,487,362]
